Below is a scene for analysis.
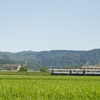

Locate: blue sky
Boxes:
[0,0,100,52]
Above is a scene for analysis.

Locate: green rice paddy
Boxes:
[0,76,100,100]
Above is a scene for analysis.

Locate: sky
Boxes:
[0,0,100,52]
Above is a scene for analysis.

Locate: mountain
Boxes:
[0,49,100,69]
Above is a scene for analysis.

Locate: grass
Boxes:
[0,71,50,76]
[0,76,100,100]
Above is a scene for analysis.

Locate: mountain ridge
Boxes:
[0,49,100,69]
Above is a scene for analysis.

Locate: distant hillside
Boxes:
[0,49,100,69]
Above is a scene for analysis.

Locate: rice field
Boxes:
[0,75,100,100]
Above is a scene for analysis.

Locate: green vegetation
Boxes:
[0,76,100,100]
[0,49,100,69]
[19,66,28,75]
[19,66,27,72]
[0,71,50,76]
[40,67,49,72]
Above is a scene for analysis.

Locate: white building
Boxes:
[3,64,21,71]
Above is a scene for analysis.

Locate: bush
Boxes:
[40,67,49,72]
[19,66,27,72]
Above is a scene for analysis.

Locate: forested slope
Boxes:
[0,49,100,69]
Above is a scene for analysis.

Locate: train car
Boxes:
[50,68,100,75]
[50,68,70,75]
[85,70,100,75]
[50,68,79,75]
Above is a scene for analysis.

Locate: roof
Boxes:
[3,64,20,68]
[82,65,100,69]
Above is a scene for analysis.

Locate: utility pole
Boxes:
[25,61,28,75]
[86,60,89,68]
[99,59,100,66]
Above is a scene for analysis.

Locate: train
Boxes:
[50,68,100,75]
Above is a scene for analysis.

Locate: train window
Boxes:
[94,71,99,72]
[57,70,62,72]
[72,70,76,72]
[54,70,70,72]
[54,70,62,72]
[78,71,82,72]
[54,70,58,72]
[63,70,69,72]
[86,71,90,72]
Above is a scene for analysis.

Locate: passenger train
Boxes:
[50,68,100,75]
